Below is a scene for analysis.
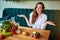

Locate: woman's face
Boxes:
[36,4,43,14]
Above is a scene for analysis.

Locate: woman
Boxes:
[18,2,55,30]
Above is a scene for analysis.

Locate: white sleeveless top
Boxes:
[29,12,47,30]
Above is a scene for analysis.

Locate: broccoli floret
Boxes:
[1,20,11,30]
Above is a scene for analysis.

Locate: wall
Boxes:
[0,0,60,18]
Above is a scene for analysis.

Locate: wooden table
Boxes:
[3,26,50,40]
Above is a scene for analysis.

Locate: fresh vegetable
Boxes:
[0,31,4,39]
[0,29,12,37]
[2,20,10,24]
[31,31,40,39]
[11,22,18,29]
[0,33,4,39]
[1,20,11,30]
[2,32,12,37]
[2,29,7,32]
[22,32,28,36]
[16,29,21,34]
[10,27,16,35]
[34,35,38,39]
[0,20,19,39]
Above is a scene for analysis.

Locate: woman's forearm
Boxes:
[18,15,31,26]
[41,22,48,30]
[24,16,31,26]
[41,21,56,30]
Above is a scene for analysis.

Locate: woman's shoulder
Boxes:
[42,13,47,16]
[30,12,33,16]
[41,13,47,18]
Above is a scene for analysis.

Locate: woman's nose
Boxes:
[37,9,39,11]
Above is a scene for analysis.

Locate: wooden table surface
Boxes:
[3,26,50,40]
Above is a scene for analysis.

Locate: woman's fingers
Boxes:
[18,15,21,17]
[50,24,56,26]
[48,22,56,26]
[18,15,25,17]
[47,21,56,26]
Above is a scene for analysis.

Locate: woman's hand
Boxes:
[18,14,26,18]
[18,14,30,26]
[46,21,56,26]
